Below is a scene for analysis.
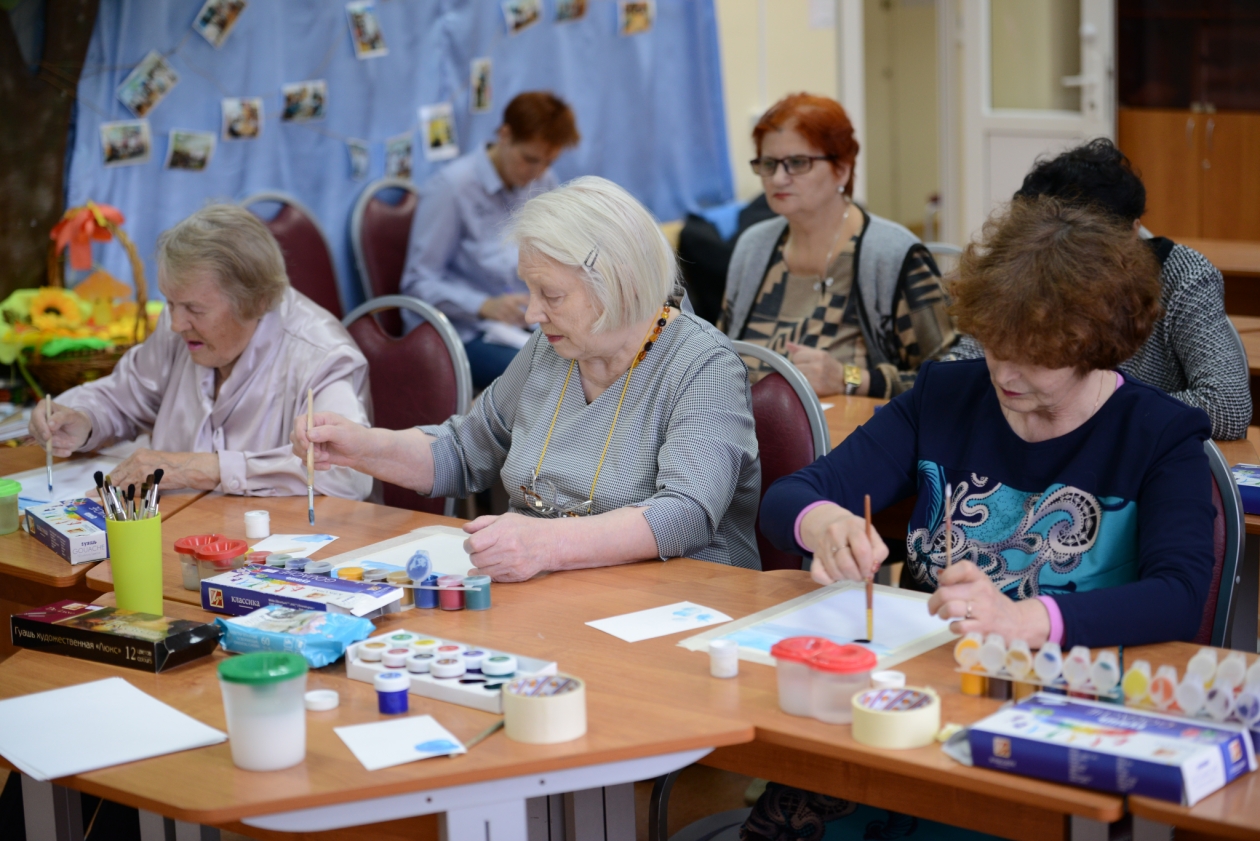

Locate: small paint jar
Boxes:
[1150,665,1179,710]
[413,575,440,609]
[979,633,1007,674]
[463,650,487,672]
[1175,672,1207,716]
[174,533,226,590]
[382,648,410,668]
[1216,652,1248,691]
[304,689,339,712]
[304,560,332,576]
[431,658,466,679]
[386,632,415,645]
[0,479,21,535]
[1248,659,1260,689]
[374,671,410,714]
[1033,642,1063,684]
[1187,647,1217,685]
[1090,651,1120,695]
[709,638,739,679]
[245,551,271,566]
[1005,639,1033,681]
[1122,660,1152,704]
[808,644,877,725]
[483,655,517,678]
[464,575,492,611]
[770,637,836,717]
[1205,685,1236,721]
[195,539,249,581]
[406,653,434,674]
[870,670,905,690]
[244,509,270,539]
[1236,684,1260,727]
[435,643,466,658]
[1062,646,1092,688]
[412,638,441,655]
[266,553,294,568]
[363,567,389,583]
[284,557,309,571]
[438,575,465,610]
[953,631,983,670]
[386,571,413,607]
[357,641,388,662]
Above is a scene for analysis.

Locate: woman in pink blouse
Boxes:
[29,205,373,500]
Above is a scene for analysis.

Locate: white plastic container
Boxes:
[770,637,834,717]
[244,509,270,539]
[709,639,739,679]
[218,652,308,771]
[808,644,877,725]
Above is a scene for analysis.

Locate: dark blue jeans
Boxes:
[464,336,522,390]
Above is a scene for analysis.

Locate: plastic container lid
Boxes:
[304,689,339,711]
[807,644,877,674]
[770,636,837,664]
[175,533,227,555]
[374,671,410,693]
[245,551,271,565]
[218,651,307,685]
[194,539,249,562]
[0,478,21,497]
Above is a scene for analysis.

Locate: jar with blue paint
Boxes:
[415,575,440,609]
[374,671,410,714]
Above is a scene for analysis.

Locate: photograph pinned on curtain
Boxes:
[419,103,459,162]
[192,0,247,49]
[165,130,216,172]
[100,120,152,168]
[347,138,369,181]
[346,0,388,59]
[501,0,541,35]
[385,132,412,180]
[618,0,655,36]
[555,0,587,23]
[116,50,179,118]
[470,58,492,114]
[281,80,327,123]
[221,97,263,140]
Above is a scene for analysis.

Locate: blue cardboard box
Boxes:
[968,693,1255,805]
[201,566,402,617]
[25,498,109,563]
[1230,464,1260,515]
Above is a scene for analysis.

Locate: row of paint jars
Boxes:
[771,637,878,724]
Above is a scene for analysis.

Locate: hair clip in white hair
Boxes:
[583,246,599,268]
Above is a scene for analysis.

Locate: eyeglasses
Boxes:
[749,155,835,177]
[519,471,591,518]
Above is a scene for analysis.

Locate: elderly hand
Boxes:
[785,342,866,397]
[110,449,221,492]
[28,399,92,458]
[799,502,888,585]
[927,561,1051,647]
[478,294,529,328]
[462,512,557,582]
[292,410,376,471]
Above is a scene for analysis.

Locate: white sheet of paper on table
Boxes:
[334,714,466,771]
[586,601,733,643]
[0,677,225,781]
[327,531,475,579]
[819,402,834,410]
[248,533,339,558]
[8,456,122,512]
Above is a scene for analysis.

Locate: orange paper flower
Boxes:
[50,202,126,271]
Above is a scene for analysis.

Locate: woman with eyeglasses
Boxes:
[293,176,761,580]
[720,93,958,398]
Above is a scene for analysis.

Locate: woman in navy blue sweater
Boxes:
[746,197,1216,841]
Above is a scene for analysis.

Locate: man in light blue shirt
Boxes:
[401,92,580,387]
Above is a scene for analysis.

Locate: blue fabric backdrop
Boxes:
[66,0,733,311]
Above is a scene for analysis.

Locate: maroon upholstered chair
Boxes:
[241,192,345,319]
[731,340,831,572]
[1195,440,1244,646]
[350,178,420,337]
[342,296,473,516]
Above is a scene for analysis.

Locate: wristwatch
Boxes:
[843,364,862,395]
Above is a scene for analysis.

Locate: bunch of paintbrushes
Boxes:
[93,469,163,520]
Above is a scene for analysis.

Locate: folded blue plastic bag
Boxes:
[216,605,374,668]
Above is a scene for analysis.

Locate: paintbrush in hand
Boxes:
[865,494,874,643]
[44,397,53,497]
[945,483,953,567]
[306,387,315,526]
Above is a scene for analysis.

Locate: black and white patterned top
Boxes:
[421,312,762,569]
[950,240,1251,440]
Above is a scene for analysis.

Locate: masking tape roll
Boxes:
[851,686,941,750]
[502,674,587,744]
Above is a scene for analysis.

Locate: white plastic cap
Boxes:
[304,689,339,711]
[374,671,410,693]
[871,670,906,689]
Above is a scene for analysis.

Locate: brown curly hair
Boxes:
[950,197,1163,373]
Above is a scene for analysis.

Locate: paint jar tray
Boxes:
[345,629,557,714]
[954,667,1122,702]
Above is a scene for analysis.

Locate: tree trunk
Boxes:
[0,0,100,297]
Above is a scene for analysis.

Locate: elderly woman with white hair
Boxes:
[293,176,761,578]
[31,204,373,500]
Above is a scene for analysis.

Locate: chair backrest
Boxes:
[241,191,345,320]
[1197,439,1244,646]
[350,178,420,336]
[731,340,830,572]
[342,295,473,516]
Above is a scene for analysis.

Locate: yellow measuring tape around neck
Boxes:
[533,303,672,513]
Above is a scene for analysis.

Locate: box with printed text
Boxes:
[201,566,402,617]
[25,498,109,563]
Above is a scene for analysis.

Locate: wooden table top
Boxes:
[1229,315,1260,334]
[0,446,203,589]
[1180,238,1260,279]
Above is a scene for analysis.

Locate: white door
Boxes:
[949,0,1115,242]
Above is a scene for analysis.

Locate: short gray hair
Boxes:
[156,204,288,320]
[507,176,680,333]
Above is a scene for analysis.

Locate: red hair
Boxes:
[753,93,860,195]
[503,92,580,149]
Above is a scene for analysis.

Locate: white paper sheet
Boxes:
[247,533,339,558]
[334,714,466,770]
[819,402,834,410]
[7,456,122,512]
[330,531,475,579]
[0,677,225,781]
[586,601,732,643]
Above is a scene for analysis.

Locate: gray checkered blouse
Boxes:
[421,312,762,569]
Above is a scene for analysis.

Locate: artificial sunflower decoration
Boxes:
[29,288,85,331]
